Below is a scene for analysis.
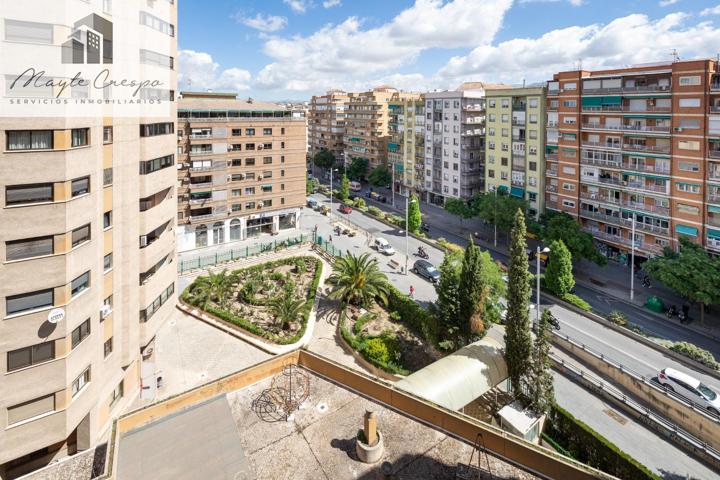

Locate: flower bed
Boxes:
[181,256,323,345]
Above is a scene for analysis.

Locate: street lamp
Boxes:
[493,187,498,248]
[329,168,338,224]
[536,246,550,332]
[630,212,636,301]
[405,196,417,275]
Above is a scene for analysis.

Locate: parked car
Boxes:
[307,197,318,209]
[413,259,440,283]
[320,205,330,215]
[374,238,395,255]
[349,181,362,192]
[658,368,720,414]
[339,204,353,214]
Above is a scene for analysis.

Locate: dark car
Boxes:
[339,204,353,214]
[413,259,440,283]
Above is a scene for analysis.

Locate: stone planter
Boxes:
[355,431,384,463]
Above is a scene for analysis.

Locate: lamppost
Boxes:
[536,246,550,332]
[630,212,636,301]
[493,187,498,248]
[391,162,396,208]
[329,167,338,224]
[405,196,417,275]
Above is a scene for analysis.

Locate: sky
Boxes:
[178,0,720,101]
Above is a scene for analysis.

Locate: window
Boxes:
[246,128,255,136]
[6,289,53,316]
[139,11,175,36]
[232,129,242,136]
[562,166,576,175]
[263,128,272,135]
[563,100,577,108]
[501,114,509,123]
[678,162,699,172]
[489,100,496,108]
[71,177,90,197]
[263,199,273,207]
[7,394,55,426]
[104,338,114,358]
[263,157,273,164]
[529,98,539,108]
[501,129,508,137]
[101,168,113,187]
[232,204,241,212]
[488,169,495,178]
[562,183,576,191]
[562,200,576,208]
[139,283,175,323]
[261,185,272,193]
[563,82,577,90]
[103,253,113,272]
[678,140,700,151]
[72,367,91,397]
[71,272,90,297]
[137,88,174,101]
[501,99,509,108]
[245,187,255,195]
[232,189,241,197]
[489,114,496,122]
[529,161,537,171]
[139,49,174,69]
[676,182,700,194]
[245,201,256,209]
[103,127,113,144]
[72,224,91,247]
[6,130,53,150]
[7,341,55,372]
[529,130,538,140]
[139,154,174,174]
[109,380,123,408]
[6,236,53,261]
[6,183,53,205]
[281,170,285,177]
[679,119,700,129]
[679,76,701,86]
[103,211,113,229]
[246,143,256,151]
[677,203,699,215]
[4,19,53,44]
[263,142,272,150]
[71,319,91,349]
[245,158,255,166]
[679,98,701,108]
[529,114,538,124]
[71,128,89,147]
[140,122,174,137]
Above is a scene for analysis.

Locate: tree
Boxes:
[339,174,350,202]
[527,308,556,415]
[328,252,390,306]
[472,192,529,237]
[458,239,506,339]
[407,194,421,234]
[644,238,720,324]
[444,198,473,225]
[347,157,369,181]
[313,148,336,170]
[433,250,463,350]
[504,209,533,397]
[307,177,318,195]
[540,211,606,266]
[368,165,392,187]
[544,239,575,297]
[189,270,236,309]
[269,290,307,330]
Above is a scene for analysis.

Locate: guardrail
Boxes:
[552,353,720,470]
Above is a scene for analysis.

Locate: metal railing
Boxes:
[708,150,720,159]
[623,143,671,154]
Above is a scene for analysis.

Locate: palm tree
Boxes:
[190,269,236,309]
[328,252,390,306]
[269,291,307,330]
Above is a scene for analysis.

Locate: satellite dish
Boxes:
[47,308,65,324]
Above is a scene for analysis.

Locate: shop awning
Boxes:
[676,225,698,237]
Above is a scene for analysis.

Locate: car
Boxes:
[349,181,362,192]
[339,204,353,214]
[307,197,318,209]
[320,205,330,215]
[658,368,720,414]
[374,238,395,255]
[413,260,440,283]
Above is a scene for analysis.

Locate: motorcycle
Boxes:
[666,305,677,320]
[547,314,561,330]
[421,222,430,233]
[417,247,429,259]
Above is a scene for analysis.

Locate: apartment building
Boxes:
[308,90,348,162]
[485,86,546,218]
[0,1,177,478]
[176,92,306,252]
[544,59,720,261]
[423,83,507,204]
[388,95,426,196]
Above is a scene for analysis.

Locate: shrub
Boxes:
[607,310,628,327]
[363,336,400,365]
[353,197,366,209]
[388,215,405,228]
[669,342,720,370]
[353,312,374,335]
[385,284,439,347]
[437,237,463,254]
[561,293,591,312]
[368,206,383,217]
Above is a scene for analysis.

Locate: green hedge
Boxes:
[385,284,439,348]
[182,256,323,345]
[669,342,720,370]
[561,293,592,312]
[544,405,660,480]
[339,310,409,375]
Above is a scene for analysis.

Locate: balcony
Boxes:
[580,156,622,169]
[189,182,213,189]
[710,105,720,114]
[546,170,558,178]
[708,150,720,159]
[584,228,664,254]
[625,181,668,194]
[711,83,720,92]
[547,121,558,128]
[512,119,526,126]
[582,141,621,150]
[623,143,671,154]
[709,192,720,204]
[189,134,212,140]
[582,123,669,134]
[546,184,558,193]
[512,103,527,111]
[621,163,670,175]
[582,105,624,113]
[189,150,213,157]
[546,153,558,162]
[189,211,228,223]
[579,209,670,236]
[625,201,670,216]
[708,236,720,251]
[582,122,623,132]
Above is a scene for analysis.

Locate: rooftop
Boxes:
[179,91,288,113]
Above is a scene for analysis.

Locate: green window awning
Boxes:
[546,145,558,151]
[676,225,698,237]
[582,97,602,107]
[510,187,525,198]
[708,205,720,214]
[626,94,672,99]
[623,172,669,180]
[623,152,670,159]
[497,185,509,193]
[602,96,622,105]
[350,137,361,142]
[394,164,404,173]
[624,114,672,119]
[708,229,720,240]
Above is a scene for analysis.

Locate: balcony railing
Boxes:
[623,143,671,154]
[708,236,720,251]
[622,163,670,175]
[709,193,720,204]
[583,228,664,253]
[546,153,559,162]
[579,191,670,215]
[546,170,558,178]
[625,181,668,194]
[582,141,621,150]
[582,105,623,112]
[188,211,228,222]
[580,157,622,169]
[190,150,213,156]
[710,83,720,92]
[189,134,212,140]
[546,184,558,193]
[582,123,670,134]
[579,209,670,235]
[547,121,558,128]
[512,119,526,126]
[708,150,720,159]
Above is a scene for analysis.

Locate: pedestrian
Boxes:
[409,285,415,299]
[329,234,333,243]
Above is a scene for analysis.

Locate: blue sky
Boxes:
[178,0,720,101]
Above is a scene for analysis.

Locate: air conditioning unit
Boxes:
[257,175,263,180]
[239,173,245,180]
[100,305,112,319]
[258,145,264,150]
[257,204,263,209]
[140,236,148,247]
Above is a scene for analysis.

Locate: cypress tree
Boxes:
[528,308,556,415]
[458,238,482,338]
[504,209,532,397]
[434,251,463,350]
[544,239,574,297]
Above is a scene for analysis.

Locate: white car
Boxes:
[658,367,720,415]
[374,238,395,256]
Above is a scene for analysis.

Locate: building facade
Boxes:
[485,86,546,218]
[0,1,178,478]
[544,59,720,261]
[388,95,426,196]
[308,90,348,162]
[423,83,505,204]
[176,92,306,252]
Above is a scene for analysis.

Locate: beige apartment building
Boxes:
[388,95,426,196]
[309,90,348,162]
[545,59,720,260]
[176,92,306,252]
[485,86,546,218]
[0,1,177,478]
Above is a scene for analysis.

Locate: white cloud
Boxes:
[284,0,312,14]
[323,0,342,7]
[518,0,585,6]
[700,4,720,15]
[255,0,512,92]
[659,0,679,6]
[438,12,720,85]
[237,13,288,33]
[178,50,252,92]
